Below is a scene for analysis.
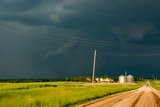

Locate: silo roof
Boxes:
[119,75,125,77]
[127,74,133,77]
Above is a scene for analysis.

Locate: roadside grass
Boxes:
[150,80,160,90]
[0,82,143,107]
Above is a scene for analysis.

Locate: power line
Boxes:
[33,34,160,48]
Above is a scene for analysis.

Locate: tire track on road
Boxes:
[130,92,144,107]
[79,90,138,107]
[152,92,160,106]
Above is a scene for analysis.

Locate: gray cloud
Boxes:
[110,24,156,42]
[0,0,42,12]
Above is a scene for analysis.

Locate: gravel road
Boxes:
[78,82,160,107]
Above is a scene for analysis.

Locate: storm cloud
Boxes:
[0,0,160,79]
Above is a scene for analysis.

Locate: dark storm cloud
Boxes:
[58,0,160,41]
[0,0,160,78]
[0,0,42,12]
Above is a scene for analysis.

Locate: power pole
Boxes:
[92,49,97,84]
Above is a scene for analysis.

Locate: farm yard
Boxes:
[0,82,143,107]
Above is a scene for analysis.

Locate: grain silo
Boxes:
[119,75,126,83]
[127,75,134,83]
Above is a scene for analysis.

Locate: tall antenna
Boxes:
[92,49,97,84]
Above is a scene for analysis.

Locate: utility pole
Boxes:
[92,49,97,85]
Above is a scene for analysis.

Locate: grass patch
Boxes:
[150,80,160,90]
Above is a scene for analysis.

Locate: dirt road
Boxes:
[78,83,160,107]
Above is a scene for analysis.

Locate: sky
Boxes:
[0,0,160,79]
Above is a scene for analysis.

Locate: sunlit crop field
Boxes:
[0,82,143,107]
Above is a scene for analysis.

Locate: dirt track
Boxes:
[77,82,160,107]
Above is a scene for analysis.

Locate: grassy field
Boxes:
[150,80,160,90]
[0,82,143,107]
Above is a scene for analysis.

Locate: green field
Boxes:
[0,82,143,107]
[150,80,160,90]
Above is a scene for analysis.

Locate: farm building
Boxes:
[95,78,114,83]
[119,74,134,83]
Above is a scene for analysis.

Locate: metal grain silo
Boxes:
[127,75,134,83]
[119,75,126,83]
